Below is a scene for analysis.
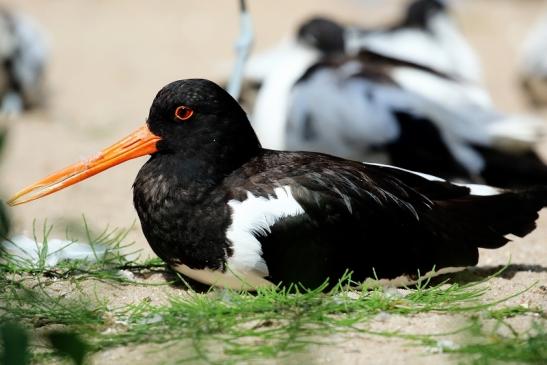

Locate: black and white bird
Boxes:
[283,51,547,188]
[520,14,547,107]
[0,7,48,117]
[251,8,547,188]
[8,79,547,289]
[246,0,481,87]
[247,0,483,141]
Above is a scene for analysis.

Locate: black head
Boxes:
[297,17,345,54]
[146,79,261,157]
[6,79,261,207]
[401,0,447,30]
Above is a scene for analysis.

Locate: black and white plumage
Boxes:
[251,10,547,188]
[9,79,547,290]
[281,51,547,188]
[246,0,481,86]
[0,8,48,117]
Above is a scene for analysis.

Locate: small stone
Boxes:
[118,270,136,280]
[375,312,391,322]
[429,339,459,353]
[139,314,163,325]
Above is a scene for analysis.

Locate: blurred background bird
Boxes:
[0,7,48,118]
[246,0,547,188]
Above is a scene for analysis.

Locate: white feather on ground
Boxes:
[1,235,107,268]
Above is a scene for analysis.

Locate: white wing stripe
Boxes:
[226,186,305,277]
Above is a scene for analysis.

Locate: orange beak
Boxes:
[7,125,161,206]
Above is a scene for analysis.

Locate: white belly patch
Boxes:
[173,264,275,290]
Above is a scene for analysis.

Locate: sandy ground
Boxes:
[0,0,546,364]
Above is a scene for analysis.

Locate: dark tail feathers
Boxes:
[437,186,547,250]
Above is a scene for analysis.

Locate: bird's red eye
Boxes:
[174,106,194,121]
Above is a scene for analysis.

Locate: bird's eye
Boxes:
[174,105,194,121]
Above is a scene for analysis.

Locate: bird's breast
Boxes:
[133,165,232,273]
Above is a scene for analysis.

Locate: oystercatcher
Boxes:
[281,50,547,188]
[251,18,547,188]
[246,0,480,87]
[0,7,48,117]
[8,79,547,289]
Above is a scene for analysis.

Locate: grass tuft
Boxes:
[451,319,547,365]
[0,221,545,364]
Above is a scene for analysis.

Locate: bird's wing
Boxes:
[223,152,546,286]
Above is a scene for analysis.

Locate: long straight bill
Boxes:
[8,125,160,206]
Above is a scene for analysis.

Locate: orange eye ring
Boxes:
[175,106,194,121]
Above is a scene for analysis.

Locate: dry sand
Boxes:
[0,0,546,364]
